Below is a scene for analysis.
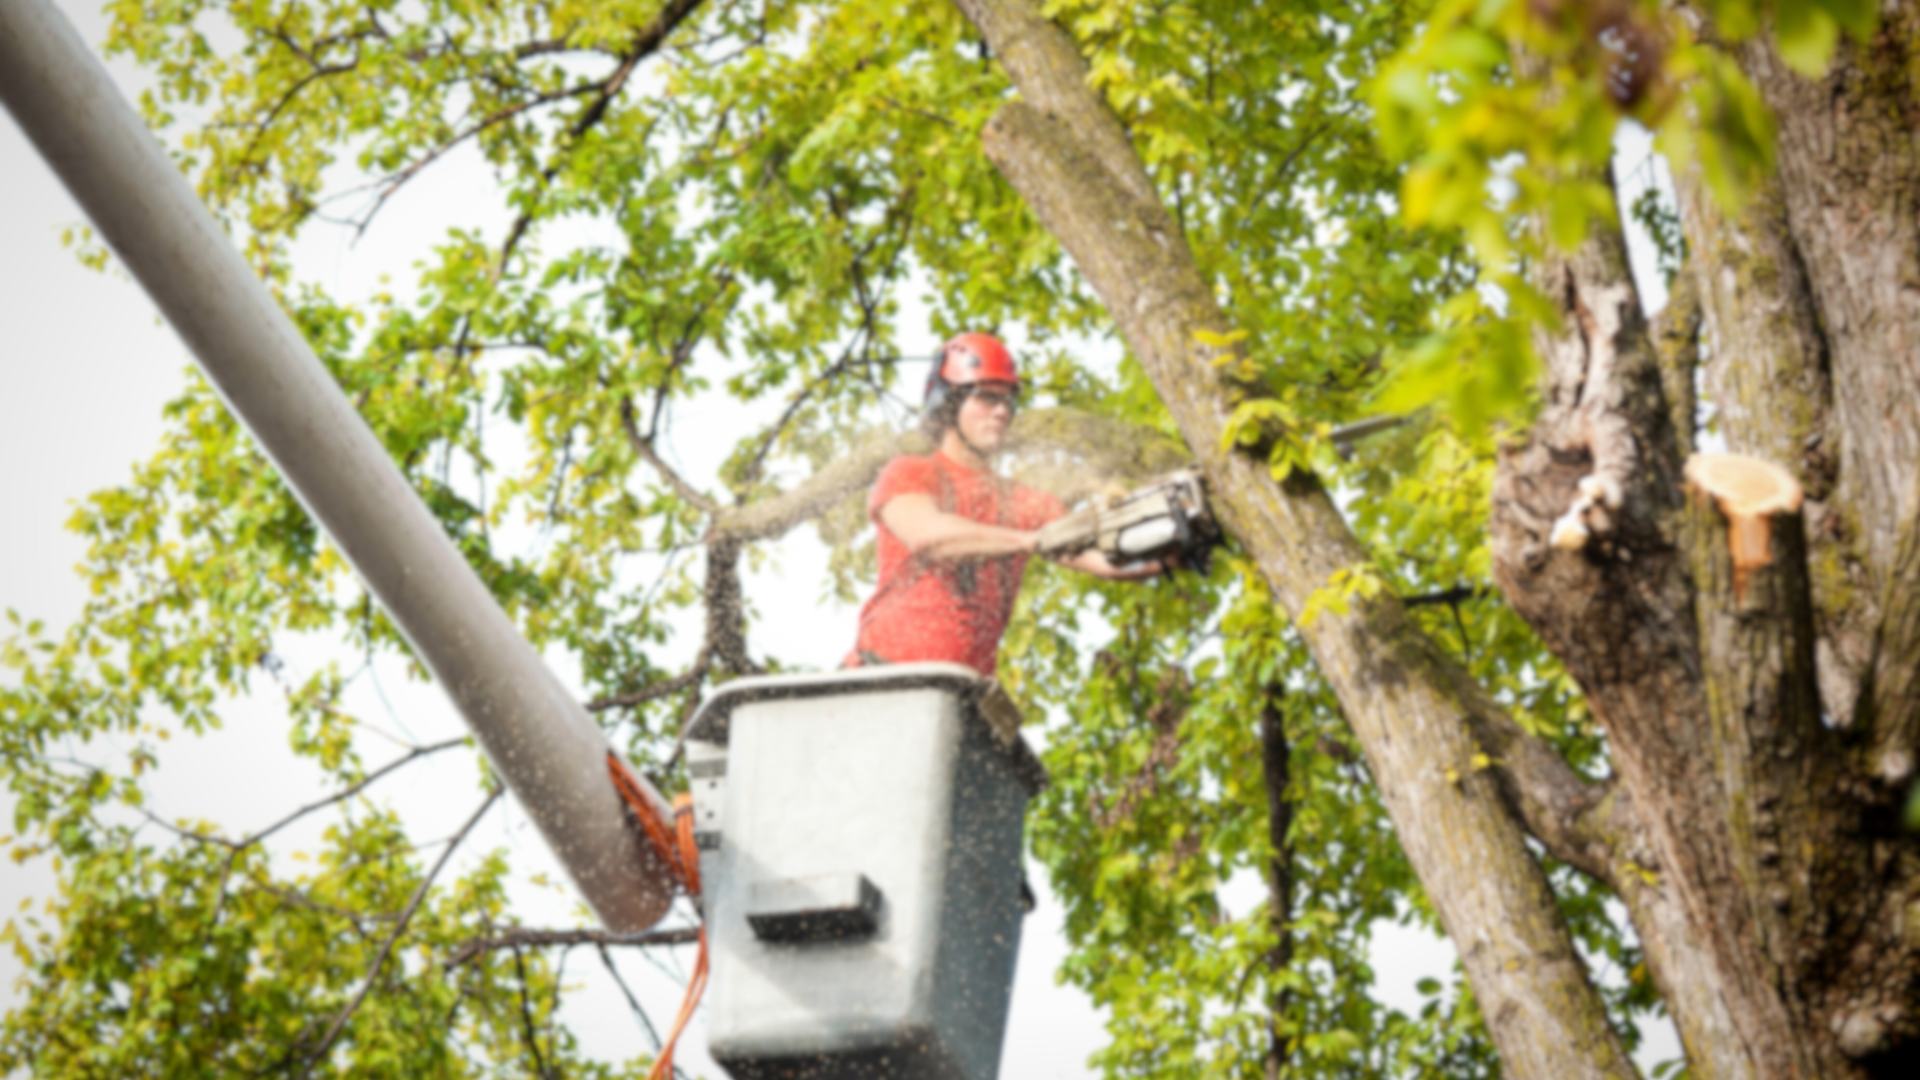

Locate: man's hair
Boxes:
[920,386,965,442]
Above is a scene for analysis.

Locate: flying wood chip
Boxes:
[1683,453,1805,600]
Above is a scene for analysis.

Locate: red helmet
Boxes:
[925,333,1020,415]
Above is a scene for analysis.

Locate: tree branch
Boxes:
[732,194,915,493]
[514,37,622,60]
[597,943,665,1051]
[444,926,701,970]
[703,537,758,675]
[240,736,470,848]
[355,0,706,245]
[1860,462,1920,787]
[620,396,721,514]
[490,0,708,261]
[645,269,737,442]
[135,807,241,851]
[1448,675,1616,882]
[295,786,501,1077]
[707,407,1186,543]
[1259,688,1296,1079]
[1401,585,1487,609]
[736,334,874,493]
[586,649,712,712]
[510,947,556,1080]
[358,78,612,234]
[242,55,360,165]
[1652,261,1702,462]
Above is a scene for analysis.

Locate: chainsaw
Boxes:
[1033,469,1222,575]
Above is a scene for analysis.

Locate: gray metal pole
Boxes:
[0,0,675,931]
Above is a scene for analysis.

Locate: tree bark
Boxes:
[1261,690,1294,1080]
[1729,6,1920,814]
[1735,7,1920,618]
[1672,164,1859,726]
[947,4,1640,1079]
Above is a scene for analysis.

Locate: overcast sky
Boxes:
[1,2,1683,1077]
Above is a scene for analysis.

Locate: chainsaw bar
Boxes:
[1034,469,1221,575]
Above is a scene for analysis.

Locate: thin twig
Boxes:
[597,943,665,1051]
[256,882,399,931]
[242,59,360,164]
[645,270,737,442]
[356,80,610,237]
[1269,113,1342,189]
[1401,585,1487,609]
[295,787,502,1077]
[586,648,712,712]
[737,336,869,492]
[240,736,470,849]
[444,926,701,969]
[135,807,239,850]
[619,396,722,514]
[734,195,912,490]
[1449,598,1474,662]
[511,946,555,1080]
[490,0,707,262]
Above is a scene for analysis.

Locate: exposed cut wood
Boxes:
[1685,454,1805,600]
[1549,474,1627,550]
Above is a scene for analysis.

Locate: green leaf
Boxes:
[1817,0,1879,40]
[1775,3,1842,75]
[1547,182,1591,250]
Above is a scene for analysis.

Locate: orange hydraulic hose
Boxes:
[607,754,689,887]
[606,755,710,1080]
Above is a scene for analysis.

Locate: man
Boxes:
[847,333,1162,676]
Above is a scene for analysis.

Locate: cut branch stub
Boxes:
[1684,453,1805,600]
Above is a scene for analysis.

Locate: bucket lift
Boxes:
[682,664,1047,1080]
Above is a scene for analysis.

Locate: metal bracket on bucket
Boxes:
[747,874,884,943]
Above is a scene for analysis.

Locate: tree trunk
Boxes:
[1489,8,1920,1076]
[1261,690,1294,1080]
[947,5,1640,1080]
[1488,180,1835,1080]
[1625,7,1920,1076]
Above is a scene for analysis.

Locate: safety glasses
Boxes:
[965,387,1020,413]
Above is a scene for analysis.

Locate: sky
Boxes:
[0,2,1680,1077]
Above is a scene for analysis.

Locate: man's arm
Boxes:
[879,493,1168,579]
[878,493,1038,560]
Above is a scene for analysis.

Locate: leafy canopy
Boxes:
[2,0,1840,1074]
[1369,0,1876,429]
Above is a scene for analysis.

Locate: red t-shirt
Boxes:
[852,452,1064,676]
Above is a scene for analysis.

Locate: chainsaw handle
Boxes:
[1033,506,1101,558]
